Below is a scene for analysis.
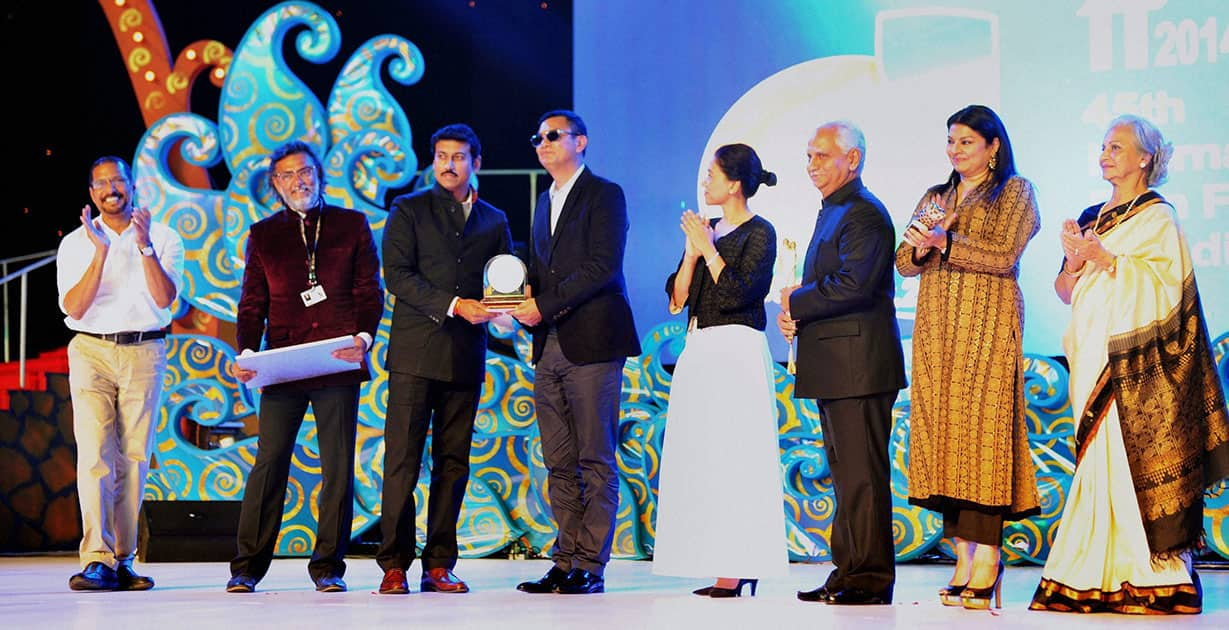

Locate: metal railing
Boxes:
[0,171,546,391]
[1,249,58,387]
[478,168,548,224]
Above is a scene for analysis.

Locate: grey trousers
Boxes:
[533,333,624,576]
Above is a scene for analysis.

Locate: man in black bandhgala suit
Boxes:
[376,123,511,595]
[780,121,906,606]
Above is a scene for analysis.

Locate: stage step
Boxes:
[0,347,68,410]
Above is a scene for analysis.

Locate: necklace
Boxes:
[1093,191,1144,232]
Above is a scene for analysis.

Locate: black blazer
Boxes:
[527,167,640,364]
[383,184,511,384]
[790,178,906,400]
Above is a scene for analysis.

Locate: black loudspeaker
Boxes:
[138,500,241,562]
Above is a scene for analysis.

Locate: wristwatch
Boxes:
[139,244,155,257]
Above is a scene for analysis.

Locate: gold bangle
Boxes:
[1062,261,1084,277]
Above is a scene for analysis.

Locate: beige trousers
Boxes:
[67,334,166,569]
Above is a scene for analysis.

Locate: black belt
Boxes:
[78,330,167,345]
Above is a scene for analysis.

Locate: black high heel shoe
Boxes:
[697,579,758,598]
[961,562,1004,610]
[938,582,967,607]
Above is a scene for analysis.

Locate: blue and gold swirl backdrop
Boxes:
[1207,332,1229,559]
[133,2,422,322]
[135,1,1229,561]
[145,318,1229,561]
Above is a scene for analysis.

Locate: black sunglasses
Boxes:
[530,129,577,147]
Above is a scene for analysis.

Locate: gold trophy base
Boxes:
[481,297,524,312]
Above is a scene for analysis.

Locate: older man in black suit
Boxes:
[779,121,906,605]
[511,110,640,595]
[376,124,512,595]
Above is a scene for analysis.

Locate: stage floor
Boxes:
[1,555,1224,629]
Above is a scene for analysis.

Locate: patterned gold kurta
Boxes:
[896,175,1041,518]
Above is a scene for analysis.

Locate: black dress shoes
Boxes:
[314,575,347,592]
[796,584,832,602]
[555,569,604,594]
[827,587,892,605]
[69,562,119,591]
[116,565,155,591]
[225,574,257,593]
[516,566,569,594]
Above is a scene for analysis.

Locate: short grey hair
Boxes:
[820,120,866,172]
[1108,114,1173,187]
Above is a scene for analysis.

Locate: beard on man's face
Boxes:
[282,187,319,213]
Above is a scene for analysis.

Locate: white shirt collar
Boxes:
[461,187,475,221]
[548,164,585,235]
[549,164,586,202]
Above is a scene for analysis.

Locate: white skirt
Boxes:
[651,324,789,578]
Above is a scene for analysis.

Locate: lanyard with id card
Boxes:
[299,211,327,307]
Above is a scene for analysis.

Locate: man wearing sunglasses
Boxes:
[512,110,641,595]
[227,140,384,594]
[58,156,184,591]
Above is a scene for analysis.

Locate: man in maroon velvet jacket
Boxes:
[225,140,384,594]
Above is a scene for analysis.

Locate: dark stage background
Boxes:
[2,0,572,358]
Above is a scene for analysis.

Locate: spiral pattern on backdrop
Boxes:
[131,2,1229,563]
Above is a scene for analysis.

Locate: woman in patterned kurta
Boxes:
[896,105,1040,610]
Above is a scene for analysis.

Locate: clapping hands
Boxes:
[902,195,957,251]
[680,209,716,261]
[79,205,110,252]
[1059,219,1107,268]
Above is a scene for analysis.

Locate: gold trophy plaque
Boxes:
[482,254,527,311]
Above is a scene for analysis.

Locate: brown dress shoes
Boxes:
[421,567,469,593]
[379,568,409,594]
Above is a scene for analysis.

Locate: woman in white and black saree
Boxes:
[1031,115,1229,615]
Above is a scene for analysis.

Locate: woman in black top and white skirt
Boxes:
[652,143,788,597]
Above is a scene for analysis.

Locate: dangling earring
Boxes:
[988,154,997,171]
